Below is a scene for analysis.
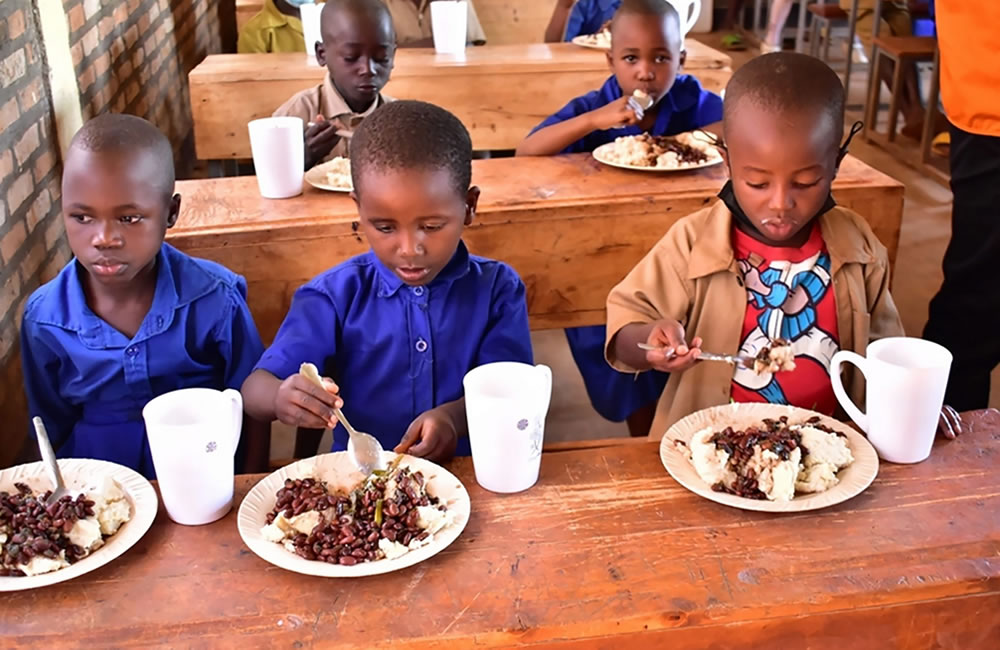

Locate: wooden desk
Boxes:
[189,41,732,159]
[235,1,572,44]
[4,409,998,648]
[167,154,903,342]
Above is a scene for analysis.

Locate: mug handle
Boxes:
[829,350,869,433]
[535,364,553,417]
[223,389,244,456]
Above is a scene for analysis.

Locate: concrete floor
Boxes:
[269,32,1000,460]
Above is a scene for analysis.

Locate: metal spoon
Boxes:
[32,416,71,504]
[627,90,655,120]
[299,363,385,474]
[636,343,756,369]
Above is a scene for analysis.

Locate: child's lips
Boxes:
[91,260,127,276]
[396,267,429,283]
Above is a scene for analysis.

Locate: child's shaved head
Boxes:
[321,0,394,40]
[611,0,680,34]
[69,113,175,199]
[723,52,846,150]
[350,100,472,197]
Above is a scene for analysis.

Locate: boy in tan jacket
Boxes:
[605,53,904,438]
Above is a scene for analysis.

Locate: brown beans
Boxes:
[0,488,102,575]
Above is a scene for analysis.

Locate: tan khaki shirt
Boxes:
[272,73,393,163]
[384,0,487,46]
[605,200,904,439]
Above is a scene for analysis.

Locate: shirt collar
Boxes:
[374,240,473,298]
[687,193,875,279]
[258,0,304,33]
[320,74,383,124]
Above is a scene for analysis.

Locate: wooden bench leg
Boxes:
[919,46,941,165]
[810,19,821,57]
[823,22,833,62]
[886,55,905,143]
[864,49,883,141]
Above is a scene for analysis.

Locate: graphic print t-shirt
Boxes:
[730,224,840,414]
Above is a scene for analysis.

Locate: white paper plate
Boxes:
[238,452,470,577]
[304,157,352,192]
[571,34,610,50]
[660,403,879,512]
[0,459,158,591]
[592,134,724,173]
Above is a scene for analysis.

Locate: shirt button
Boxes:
[415,338,428,353]
[412,286,425,297]
[126,346,139,357]
[156,316,164,328]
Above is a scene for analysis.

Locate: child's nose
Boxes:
[768,186,794,212]
[92,221,122,248]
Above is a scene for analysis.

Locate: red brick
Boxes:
[138,14,151,33]
[98,16,114,40]
[17,78,41,113]
[125,81,139,102]
[0,273,19,323]
[125,25,139,48]
[0,50,27,88]
[43,208,63,250]
[110,38,124,62]
[32,149,56,184]
[0,198,6,230]
[49,183,60,204]
[22,239,46,282]
[6,171,33,213]
[94,52,110,78]
[13,124,39,168]
[128,0,141,12]
[83,0,101,20]
[113,3,128,25]
[0,149,13,180]
[113,93,126,112]
[30,190,53,235]
[78,65,96,92]
[0,98,17,129]
[41,247,70,283]
[70,43,84,68]
[8,10,26,40]
[119,60,133,78]
[68,4,85,33]
[1,221,27,265]
[82,25,99,56]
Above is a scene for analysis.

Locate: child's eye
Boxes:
[793,180,821,189]
[655,55,671,63]
[374,224,395,234]
[421,223,445,232]
[623,55,638,63]
[343,56,360,63]
[69,213,93,224]
[746,181,768,190]
[120,215,143,224]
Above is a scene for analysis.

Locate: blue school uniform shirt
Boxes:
[564,0,621,41]
[254,241,533,455]
[20,243,265,479]
[531,73,722,422]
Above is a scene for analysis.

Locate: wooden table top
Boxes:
[4,410,998,648]
[190,40,731,82]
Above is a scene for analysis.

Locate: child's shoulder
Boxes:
[303,251,383,296]
[465,253,525,291]
[821,206,891,263]
[23,259,77,327]
[162,244,247,303]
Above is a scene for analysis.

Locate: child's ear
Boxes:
[678,49,687,70]
[718,148,732,179]
[166,193,181,229]
[464,186,480,226]
[605,49,614,71]
[315,41,327,67]
[350,190,359,208]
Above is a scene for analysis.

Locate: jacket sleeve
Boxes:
[865,251,905,341]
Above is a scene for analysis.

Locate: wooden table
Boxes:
[189,41,732,159]
[167,153,903,342]
[235,0,575,45]
[4,409,998,648]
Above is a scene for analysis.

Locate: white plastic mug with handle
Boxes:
[829,337,952,463]
[143,388,243,525]
[464,362,552,493]
[666,0,701,39]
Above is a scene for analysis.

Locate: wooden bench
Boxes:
[188,40,733,159]
[235,0,561,44]
[168,153,903,342]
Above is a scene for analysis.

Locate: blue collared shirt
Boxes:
[531,74,723,154]
[20,243,265,478]
[254,242,533,455]
[564,0,621,41]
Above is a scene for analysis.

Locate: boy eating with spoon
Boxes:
[605,52,904,437]
[241,101,533,462]
[273,0,396,170]
[517,0,722,437]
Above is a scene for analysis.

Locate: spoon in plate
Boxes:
[32,416,71,504]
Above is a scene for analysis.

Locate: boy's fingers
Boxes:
[395,420,424,454]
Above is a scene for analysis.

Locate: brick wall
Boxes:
[0,2,70,467]
[63,0,224,172]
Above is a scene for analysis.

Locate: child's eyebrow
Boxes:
[743,164,824,173]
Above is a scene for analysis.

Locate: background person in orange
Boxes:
[923,0,1000,411]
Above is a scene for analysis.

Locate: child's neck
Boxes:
[82,261,159,339]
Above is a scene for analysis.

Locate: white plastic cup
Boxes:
[430,0,468,55]
[142,388,243,525]
[830,337,952,463]
[300,2,323,65]
[666,0,701,39]
[464,362,552,493]
[247,116,304,199]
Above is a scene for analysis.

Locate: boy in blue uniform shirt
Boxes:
[546,0,621,42]
[518,0,722,436]
[20,114,267,478]
[242,100,533,462]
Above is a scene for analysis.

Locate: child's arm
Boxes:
[544,0,576,42]
[304,115,342,170]
[613,320,703,372]
[516,96,640,156]
[864,246,905,340]
[19,320,80,455]
[394,398,467,462]
[242,368,343,428]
